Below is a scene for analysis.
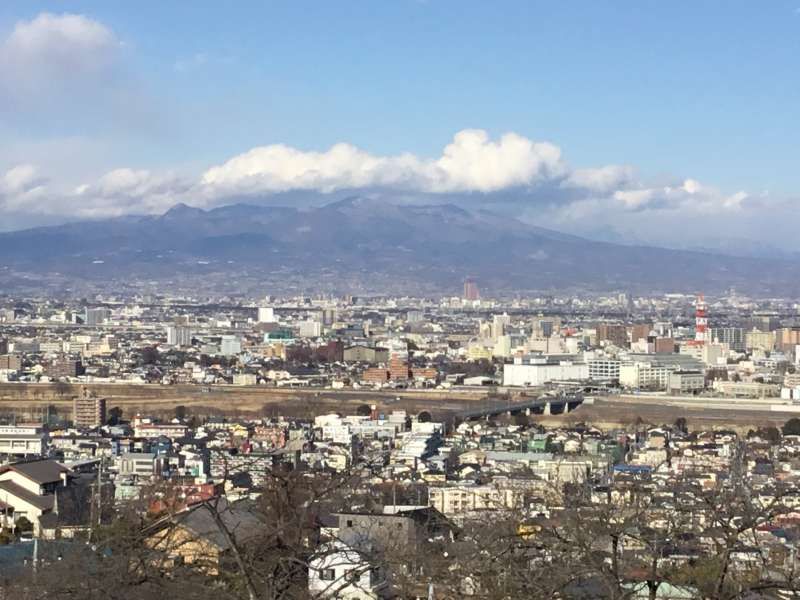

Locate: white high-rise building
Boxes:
[220,335,242,356]
[258,307,276,323]
[299,320,322,338]
[491,313,511,341]
[166,325,193,347]
[85,307,111,326]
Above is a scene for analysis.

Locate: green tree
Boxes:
[674,416,688,434]
[108,406,123,425]
[14,516,32,534]
[758,425,782,444]
[783,417,800,436]
[139,346,159,366]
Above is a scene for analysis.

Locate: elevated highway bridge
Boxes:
[455,393,584,421]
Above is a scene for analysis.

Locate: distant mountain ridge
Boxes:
[1,198,798,296]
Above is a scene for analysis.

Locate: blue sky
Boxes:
[0,1,799,250]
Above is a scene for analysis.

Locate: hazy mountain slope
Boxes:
[0,198,796,295]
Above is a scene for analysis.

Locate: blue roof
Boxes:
[613,464,652,473]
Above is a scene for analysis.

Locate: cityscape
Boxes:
[2,2,800,599]
[2,289,800,598]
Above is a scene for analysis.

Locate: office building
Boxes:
[166,325,193,347]
[84,307,111,326]
[491,313,511,341]
[746,330,776,352]
[299,320,322,338]
[744,314,780,332]
[47,358,84,379]
[220,335,242,356]
[587,359,621,381]
[322,308,338,327]
[711,327,745,352]
[257,306,276,323]
[668,371,706,394]
[503,355,589,387]
[406,310,424,324]
[619,362,672,390]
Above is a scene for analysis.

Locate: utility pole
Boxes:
[89,460,102,542]
[32,536,38,577]
[96,459,103,528]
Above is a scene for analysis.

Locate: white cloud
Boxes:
[201,142,408,193]
[201,129,566,195]
[430,130,565,192]
[71,168,191,217]
[612,179,748,212]
[0,13,121,98]
[197,129,748,222]
[0,129,754,233]
[0,164,47,211]
[565,165,636,193]
[3,164,40,193]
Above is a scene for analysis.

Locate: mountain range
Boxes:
[1,198,797,296]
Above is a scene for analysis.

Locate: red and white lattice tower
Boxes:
[694,293,709,345]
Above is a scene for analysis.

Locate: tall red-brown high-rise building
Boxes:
[463,277,480,301]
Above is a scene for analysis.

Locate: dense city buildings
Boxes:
[2,289,800,597]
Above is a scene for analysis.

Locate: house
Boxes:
[335,508,455,553]
[311,508,455,599]
[0,459,98,537]
[145,498,263,574]
[308,539,389,599]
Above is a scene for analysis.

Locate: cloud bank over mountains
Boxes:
[0,125,751,225]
